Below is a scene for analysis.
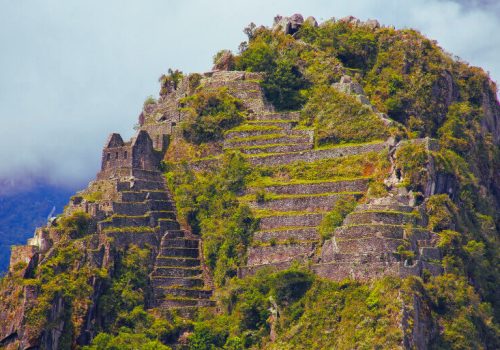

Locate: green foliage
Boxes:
[254,150,389,184]
[159,68,183,95]
[297,20,378,71]
[270,277,404,349]
[425,274,499,349]
[438,102,480,154]
[82,191,103,203]
[25,242,98,341]
[97,245,152,333]
[180,88,246,144]
[143,96,157,108]
[83,330,172,350]
[236,32,308,110]
[426,194,457,232]
[319,197,357,240]
[302,85,389,145]
[394,142,429,192]
[58,211,92,239]
[167,153,257,286]
[261,58,308,110]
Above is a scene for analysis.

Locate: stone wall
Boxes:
[248,141,387,166]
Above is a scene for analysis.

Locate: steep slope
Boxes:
[1,13,499,350]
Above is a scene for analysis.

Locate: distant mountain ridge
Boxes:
[0,184,75,272]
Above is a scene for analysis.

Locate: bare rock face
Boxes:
[273,14,304,35]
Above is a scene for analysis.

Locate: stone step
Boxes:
[112,200,174,215]
[247,242,317,266]
[247,141,387,167]
[336,237,404,255]
[335,224,408,240]
[98,211,177,231]
[313,260,401,281]
[157,219,182,231]
[224,134,312,149]
[344,211,418,226]
[155,287,212,299]
[153,267,202,277]
[225,128,310,141]
[229,143,312,155]
[246,120,297,130]
[253,227,319,243]
[251,111,300,122]
[160,298,216,308]
[151,276,204,288]
[258,213,325,230]
[155,256,201,268]
[356,203,414,213]
[161,239,199,249]
[249,193,362,212]
[117,180,165,191]
[160,230,187,240]
[248,178,370,196]
[120,191,169,202]
[160,247,199,258]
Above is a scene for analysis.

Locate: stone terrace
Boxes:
[313,195,442,280]
[231,109,386,277]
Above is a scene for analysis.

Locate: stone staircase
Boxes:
[94,171,214,316]
[151,230,215,317]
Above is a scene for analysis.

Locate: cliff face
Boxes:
[1,13,499,350]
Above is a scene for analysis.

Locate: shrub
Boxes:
[394,142,428,191]
[319,197,357,240]
[261,58,308,110]
[58,211,92,239]
[426,194,457,232]
[180,88,246,144]
[159,68,183,96]
[301,85,389,145]
[143,96,157,108]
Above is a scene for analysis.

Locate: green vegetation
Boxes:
[166,153,258,286]
[319,197,357,240]
[143,96,157,108]
[301,85,389,145]
[57,211,92,239]
[25,242,99,344]
[394,142,429,192]
[2,15,499,350]
[180,87,246,144]
[159,68,184,96]
[236,30,308,110]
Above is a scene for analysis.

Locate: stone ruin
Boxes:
[98,130,161,180]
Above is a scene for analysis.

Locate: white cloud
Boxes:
[0,0,498,191]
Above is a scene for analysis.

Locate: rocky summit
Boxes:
[1,14,499,350]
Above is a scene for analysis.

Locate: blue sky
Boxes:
[0,0,499,193]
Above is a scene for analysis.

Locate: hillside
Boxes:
[0,14,499,350]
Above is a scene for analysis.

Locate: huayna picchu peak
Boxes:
[1,13,499,350]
